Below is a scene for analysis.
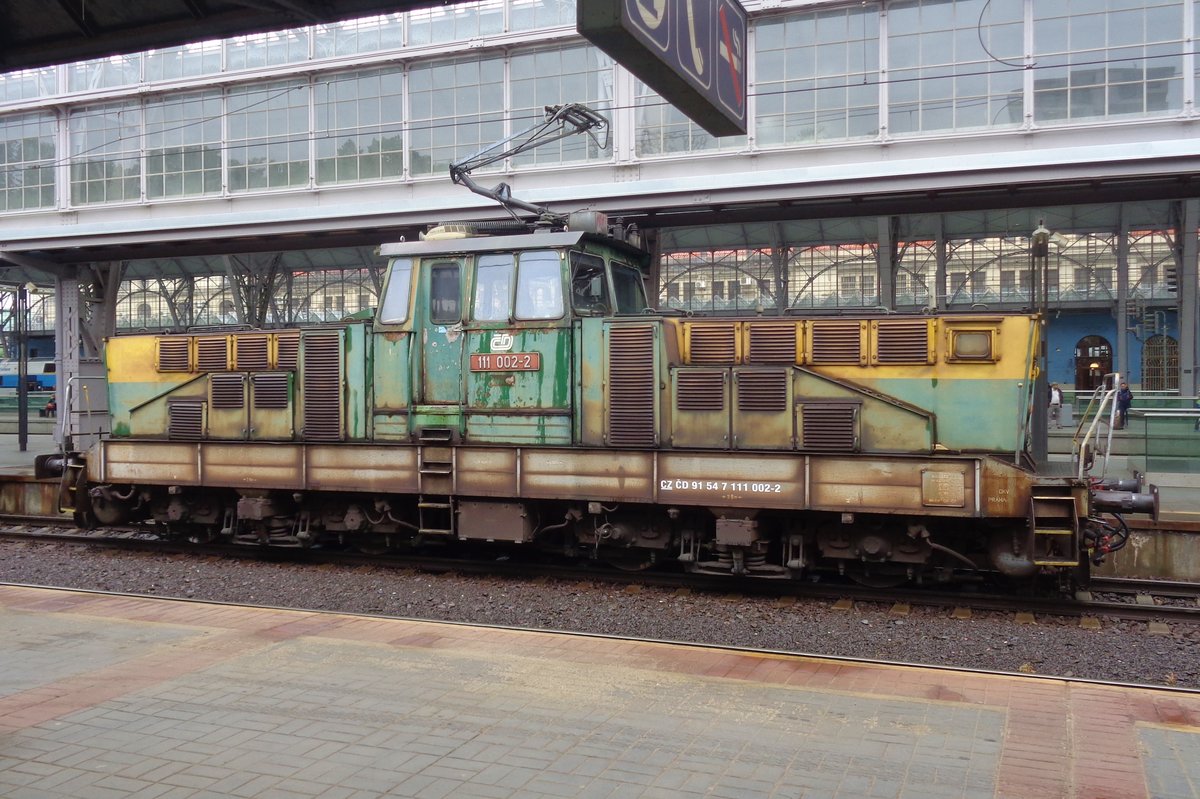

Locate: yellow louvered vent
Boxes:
[687,323,737,364]
[875,319,933,364]
[276,332,300,371]
[156,338,190,372]
[234,334,270,370]
[810,321,863,364]
[196,337,229,372]
[747,322,799,364]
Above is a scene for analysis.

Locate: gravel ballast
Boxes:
[3,540,1198,689]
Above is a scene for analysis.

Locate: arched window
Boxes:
[137,302,152,326]
[1074,335,1112,391]
[1142,334,1178,391]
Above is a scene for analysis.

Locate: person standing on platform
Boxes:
[1048,383,1063,429]
[1116,382,1133,429]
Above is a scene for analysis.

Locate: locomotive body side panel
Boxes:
[639,315,1038,455]
[343,323,371,440]
[247,373,294,441]
[105,335,193,438]
[371,331,412,441]
[373,255,416,440]
[91,438,1005,519]
[577,317,608,447]
[731,367,794,449]
[463,323,573,445]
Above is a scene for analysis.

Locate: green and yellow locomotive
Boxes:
[72,106,1155,587]
[78,209,1152,586]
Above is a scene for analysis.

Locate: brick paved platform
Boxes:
[2,586,1199,798]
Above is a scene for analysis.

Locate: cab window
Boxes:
[473,254,514,321]
[378,258,414,324]
[430,262,461,324]
[514,250,563,320]
[570,252,610,315]
[611,262,648,314]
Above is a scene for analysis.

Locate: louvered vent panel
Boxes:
[196,337,229,371]
[801,404,858,451]
[253,373,290,409]
[607,325,656,447]
[747,323,798,364]
[876,320,930,364]
[811,322,862,364]
[156,338,190,372]
[688,323,737,364]
[302,331,343,442]
[210,374,245,409]
[677,371,725,412]
[168,401,204,440]
[235,334,270,370]
[738,370,788,412]
[276,332,300,371]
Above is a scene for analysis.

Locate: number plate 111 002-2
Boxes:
[469,352,542,371]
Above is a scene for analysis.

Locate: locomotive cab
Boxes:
[375,221,649,446]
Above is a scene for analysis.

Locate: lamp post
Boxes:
[1031,222,1051,314]
[1029,222,1053,464]
[16,283,29,452]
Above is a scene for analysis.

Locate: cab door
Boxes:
[420,259,465,404]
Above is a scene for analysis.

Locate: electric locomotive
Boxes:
[66,105,1156,587]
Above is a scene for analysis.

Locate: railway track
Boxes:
[1089,576,1200,602]
[4,518,1200,626]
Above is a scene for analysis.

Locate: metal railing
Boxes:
[1072,376,1122,480]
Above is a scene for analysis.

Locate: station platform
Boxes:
[2,585,1199,799]
[0,433,56,472]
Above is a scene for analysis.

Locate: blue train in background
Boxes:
[0,358,56,391]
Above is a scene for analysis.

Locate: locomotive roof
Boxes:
[378,230,646,260]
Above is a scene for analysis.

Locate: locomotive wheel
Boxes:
[89,492,130,527]
[72,469,95,529]
[354,535,392,556]
[185,528,217,545]
[164,523,216,544]
[847,571,908,589]
[605,553,654,571]
[158,520,217,544]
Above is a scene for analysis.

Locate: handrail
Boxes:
[1137,411,1200,417]
[59,374,107,450]
[1074,373,1121,481]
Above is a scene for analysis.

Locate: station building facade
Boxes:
[0,0,1196,394]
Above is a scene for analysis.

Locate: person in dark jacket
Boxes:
[1115,382,1133,429]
